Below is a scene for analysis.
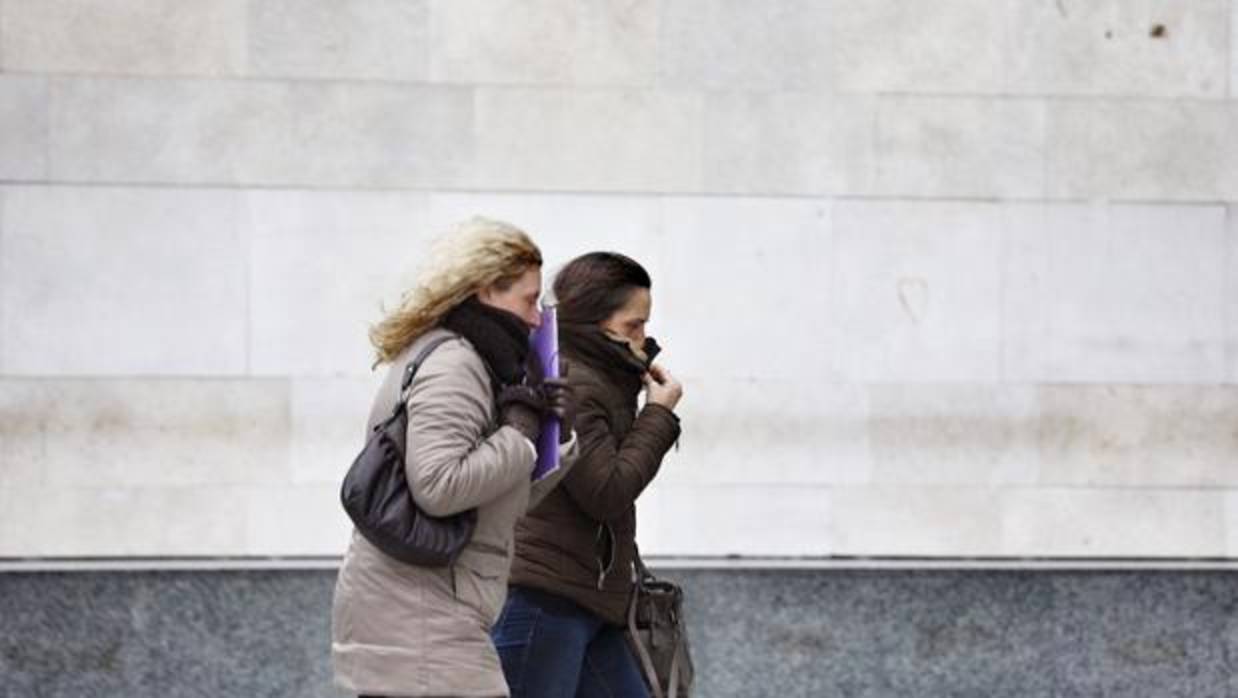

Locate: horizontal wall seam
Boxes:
[5,556,1238,573]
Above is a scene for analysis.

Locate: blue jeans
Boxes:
[492,586,650,698]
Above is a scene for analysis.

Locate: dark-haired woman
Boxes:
[491,252,683,698]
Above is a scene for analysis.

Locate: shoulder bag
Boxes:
[340,335,476,566]
[626,550,694,698]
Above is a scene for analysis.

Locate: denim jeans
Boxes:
[491,586,650,698]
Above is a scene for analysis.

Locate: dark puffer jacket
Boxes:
[508,332,681,625]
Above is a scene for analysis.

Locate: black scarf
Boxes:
[559,323,661,396]
[442,297,531,387]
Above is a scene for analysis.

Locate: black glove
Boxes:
[498,384,545,443]
[542,377,575,444]
[523,352,545,388]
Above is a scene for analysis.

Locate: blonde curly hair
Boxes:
[370,216,543,365]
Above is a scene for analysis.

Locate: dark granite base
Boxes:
[1,568,1235,697]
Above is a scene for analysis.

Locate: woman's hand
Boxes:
[643,364,683,411]
[498,385,544,443]
[542,377,576,443]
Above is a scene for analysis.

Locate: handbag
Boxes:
[340,334,477,567]
[626,551,694,698]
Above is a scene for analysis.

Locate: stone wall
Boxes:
[1,1,1236,560]
[2,567,1236,697]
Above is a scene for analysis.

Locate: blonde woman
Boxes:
[332,218,578,698]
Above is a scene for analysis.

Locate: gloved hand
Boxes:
[542,377,575,443]
[498,384,545,443]
[523,352,545,387]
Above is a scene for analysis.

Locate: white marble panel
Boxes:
[49,78,475,188]
[1045,100,1238,201]
[1,0,246,76]
[830,201,1004,382]
[875,97,1045,199]
[1,186,247,375]
[0,487,16,554]
[48,78,272,184]
[658,196,835,382]
[0,189,4,374]
[0,485,249,557]
[1233,4,1238,100]
[0,378,289,489]
[290,376,383,486]
[263,81,475,188]
[661,378,869,488]
[1038,385,1238,487]
[829,0,1005,94]
[1000,202,1052,383]
[637,484,831,557]
[1228,491,1238,557]
[1006,0,1229,98]
[1229,206,1237,384]
[572,0,658,85]
[867,384,1039,486]
[657,0,834,90]
[256,82,477,189]
[244,483,351,556]
[702,92,876,196]
[1003,489,1226,557]
[248,0,430,81]
[429,0,574,84]
[423,192,665,285]
[429,0,655,85]
[246,190,435,376]
[1003,203,1228,383]
[829,486,1005,557]
[473,88,702,192]
[0,381,44,491]
[0,76,48,180]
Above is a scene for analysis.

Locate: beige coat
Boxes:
[332,328,577,697]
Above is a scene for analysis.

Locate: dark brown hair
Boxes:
[553,252,651,324]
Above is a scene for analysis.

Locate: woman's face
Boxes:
[478,267,543,330]
[600,287,651,349]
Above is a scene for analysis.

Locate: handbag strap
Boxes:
[633,541,654,583]
[628,588,686,698]
[630,544,688,698]
[396,333,456,407]
[628,589,666,698]
[668,642,682,698]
